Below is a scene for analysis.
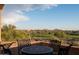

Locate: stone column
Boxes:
[0,4,4,42]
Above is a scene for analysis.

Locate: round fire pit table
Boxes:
[21,45,53,55]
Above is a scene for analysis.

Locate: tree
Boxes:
[1,24,29,41]
[1,24,16,41]
[54,31,67,38]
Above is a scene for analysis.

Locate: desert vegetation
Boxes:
[1,24,79,46]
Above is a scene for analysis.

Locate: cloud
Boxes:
[37,4,58,10]
[2,4,58,25]
[4,4,58,14]
[2,12,29,25]
[15,4,58,13]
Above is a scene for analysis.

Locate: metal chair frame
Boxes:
[17,39,31,54]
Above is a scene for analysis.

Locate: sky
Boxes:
[2,4,79,30]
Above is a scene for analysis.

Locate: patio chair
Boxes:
[49,40,61,55]
[17,39,31,54]
[0,45,4,54]
[0,42,14,55]
[58,44,72,55]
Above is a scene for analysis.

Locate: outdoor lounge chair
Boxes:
[49,40,61,55]
[17,39,31,54]
[0,42,14,55]
[58,44,72,55]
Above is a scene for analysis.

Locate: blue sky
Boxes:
[2,4,79,30]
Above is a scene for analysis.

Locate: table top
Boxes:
[21,45,53,54]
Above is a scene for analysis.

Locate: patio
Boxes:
[0,39,79,55]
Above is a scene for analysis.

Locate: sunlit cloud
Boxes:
[2,12,30,25]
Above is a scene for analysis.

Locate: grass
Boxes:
[67,35,79,39]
